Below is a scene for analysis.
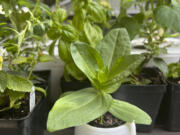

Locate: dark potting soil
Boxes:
[0,92,42,119]
[133,68,166,85]
[89,113,124,128]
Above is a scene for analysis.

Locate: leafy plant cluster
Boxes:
[47,0,111,81]
[47,28,152,132]
[0,0,50,112]
[113,0,180,80]
[168,61,180,79]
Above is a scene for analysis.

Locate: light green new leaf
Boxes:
[47,88,112,132]
[153,57,168,78]
[84,22,103,48]
[8,90,24,108]
[38,54,57,62]
[71,42,104,84]
[0,71,7,93]
[52,8,67,24]
[154,6,180,32]
[7,74,33,92]
[97,28,131,69]
[12,57,28,64]
[109,99,152,125]
[109,55,145,79]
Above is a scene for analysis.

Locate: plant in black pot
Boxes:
[0,1,55,135]
[158,61,180,131]
[47,28,152,135]
[110,0,180,132]
[46,0,112,92]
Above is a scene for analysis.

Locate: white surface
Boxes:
[29,86,35,112]
[75,122,136,135]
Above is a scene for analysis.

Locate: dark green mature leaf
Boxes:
[113,17,141,40]
[153,57,168,78]
[0,71,7,93]
[109,99,152,125]
[97,28,131,69]
[47,88,112,132]
[84,22,103,48]
[7,74,33,92]
[71,42,104,85]
[154,6,180,32]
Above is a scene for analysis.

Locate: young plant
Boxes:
[168,62,180,79]
[47,28,152,132]
[0,0,51,113]
[113,0,180,79]
[47,0,111,81]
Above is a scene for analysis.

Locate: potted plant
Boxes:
[0,0,54,134]
[110,0,180,132]
[47,28,152,135]
[46,0,112,92]
[158,61,180,131]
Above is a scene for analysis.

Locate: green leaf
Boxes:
[8,90,24,108]
[102,55,145,93]
[0,71,7,93]
[12,57,28,64]
[71,42,104,85]
[58,40,71,62]
[47,88,112,132]
[154,6,180,32]
[113,17,141,40]
[62,25,78,42]
[7,74,33,92]
[38,54,57,62]
[0,56,2,70]
[109,99,152,125]
[52,8,68,24]
[168,62,180,79]
[153,57,168,78]
[84,22,103,48]
[97,28,131,69]
[49,40,56,56]
[35,87,46,97]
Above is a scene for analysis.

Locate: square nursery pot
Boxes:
[0,70,51,135]
[75,122,136,135]
[158,78,180,131]
[112,84,166,132]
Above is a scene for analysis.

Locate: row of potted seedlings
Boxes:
[0,0,180,135]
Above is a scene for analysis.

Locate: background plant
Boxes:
[47,0,112,81]
[47,28,152,132]
[112,0,180,80]
[168,61,180,79]
[0,0,52,112]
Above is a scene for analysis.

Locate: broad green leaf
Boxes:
[65,62,86,81]
[47,88,112,132]
[153,57,168,78]
[109,99,152,125]
[113,17,141,40]
[7,74,33,92]
[38,54,57,62]
[62,25,79,42]
[87,1,106,23]
[71,42,104,85]
[73,9,86,31]
[58,40,71,62]
[0,71,7,92]
[52,8,68,24]
[8,90,24,108]
[108,55,145,79]
[12,57,28,64]
[47,26,62,40]
[97,28,131,69]
[84,22,103,48]
[154,6,180,32]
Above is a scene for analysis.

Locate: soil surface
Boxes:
[89,113,124,128]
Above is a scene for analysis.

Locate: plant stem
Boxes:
[100,116,103,125]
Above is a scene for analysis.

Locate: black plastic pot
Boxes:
[61,77,91,93]
[0,70,51,135]
[158,80,180,131]
[0,96,48,135]
[112,84,166,132]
